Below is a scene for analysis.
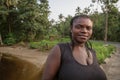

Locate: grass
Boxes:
[91,41,116,64]
[29,40,59,51]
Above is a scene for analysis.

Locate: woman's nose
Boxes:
[81,27,87,33]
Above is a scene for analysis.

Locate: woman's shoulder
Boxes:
[57,42,70,48]
[50,42,69,53]
[57,42,70,54]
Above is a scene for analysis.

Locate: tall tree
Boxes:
[0,0,19,44]
[107,4,119,41]
[92,0,119,42]
[37,0,50,39]
[4,0,19,33]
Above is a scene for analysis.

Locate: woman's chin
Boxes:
[76,38,88,43]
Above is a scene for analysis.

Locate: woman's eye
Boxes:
[74,25,92,30]
[86,26,92,30]
[75,25,82,29]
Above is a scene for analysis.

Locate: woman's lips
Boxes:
[76,35,88,41]
[77,35,88,38]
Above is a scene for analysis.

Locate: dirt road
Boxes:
[0,46,48,67]
[102,43,120,80]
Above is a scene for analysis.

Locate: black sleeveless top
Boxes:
[56,43,107,80]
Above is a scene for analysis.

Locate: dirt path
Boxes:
[102,43,120,80]
[0,46,49,67]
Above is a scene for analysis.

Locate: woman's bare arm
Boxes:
[42,45,61,80]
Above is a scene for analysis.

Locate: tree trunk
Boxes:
[104,11,108,43]
[0,34,3,45]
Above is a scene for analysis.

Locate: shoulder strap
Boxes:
[57,43,66,58]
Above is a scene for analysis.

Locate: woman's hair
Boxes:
[69,14,93,49]
[70,15,93,28]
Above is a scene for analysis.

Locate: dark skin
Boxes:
[71,18,93,65]
[42,17,93,80]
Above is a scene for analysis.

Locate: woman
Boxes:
[42,15,107,80]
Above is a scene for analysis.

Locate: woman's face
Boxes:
[71,17,93,44]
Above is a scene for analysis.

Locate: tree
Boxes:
[75,5,92,16]
[4,0,19,33]
[0,0,19,44]
[58,13,64,21]
[107,5,119,41]
[75,7,82,15]
[91,13,105,40]
[54,15,72,38]
[92,0,119,42]
[37,0,50,40]
[0,34,3,45]
[13,0,50,41]
[0,0,50,44]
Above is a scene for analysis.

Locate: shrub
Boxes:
[59,37,70,42]
[29,40,58,51]
[3,33,16,45]
[92,41,116,64]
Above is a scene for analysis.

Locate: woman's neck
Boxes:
[71,41,85,47]
[70,42,86,50]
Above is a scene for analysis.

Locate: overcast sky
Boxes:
[48,0,120,21]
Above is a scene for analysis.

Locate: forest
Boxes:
[0,0,120,45]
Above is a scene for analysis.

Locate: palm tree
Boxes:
[58,13,64,21]
[75,6,82,15]
[50,19,55,25]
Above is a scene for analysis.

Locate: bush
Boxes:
[59,37,70,43]
[29,38,70,51]
[29,40,58,51]
[92,41,116,64]
[3,33,16,45]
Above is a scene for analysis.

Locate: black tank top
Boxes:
[56,43,107,80]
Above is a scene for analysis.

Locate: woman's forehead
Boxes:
[73,18,93,26]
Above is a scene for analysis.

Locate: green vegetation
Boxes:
[29,40,58,51]
[29,38,70,51]
[0,0,50,43]
[91,41,116,64]
[3,33,16,45]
